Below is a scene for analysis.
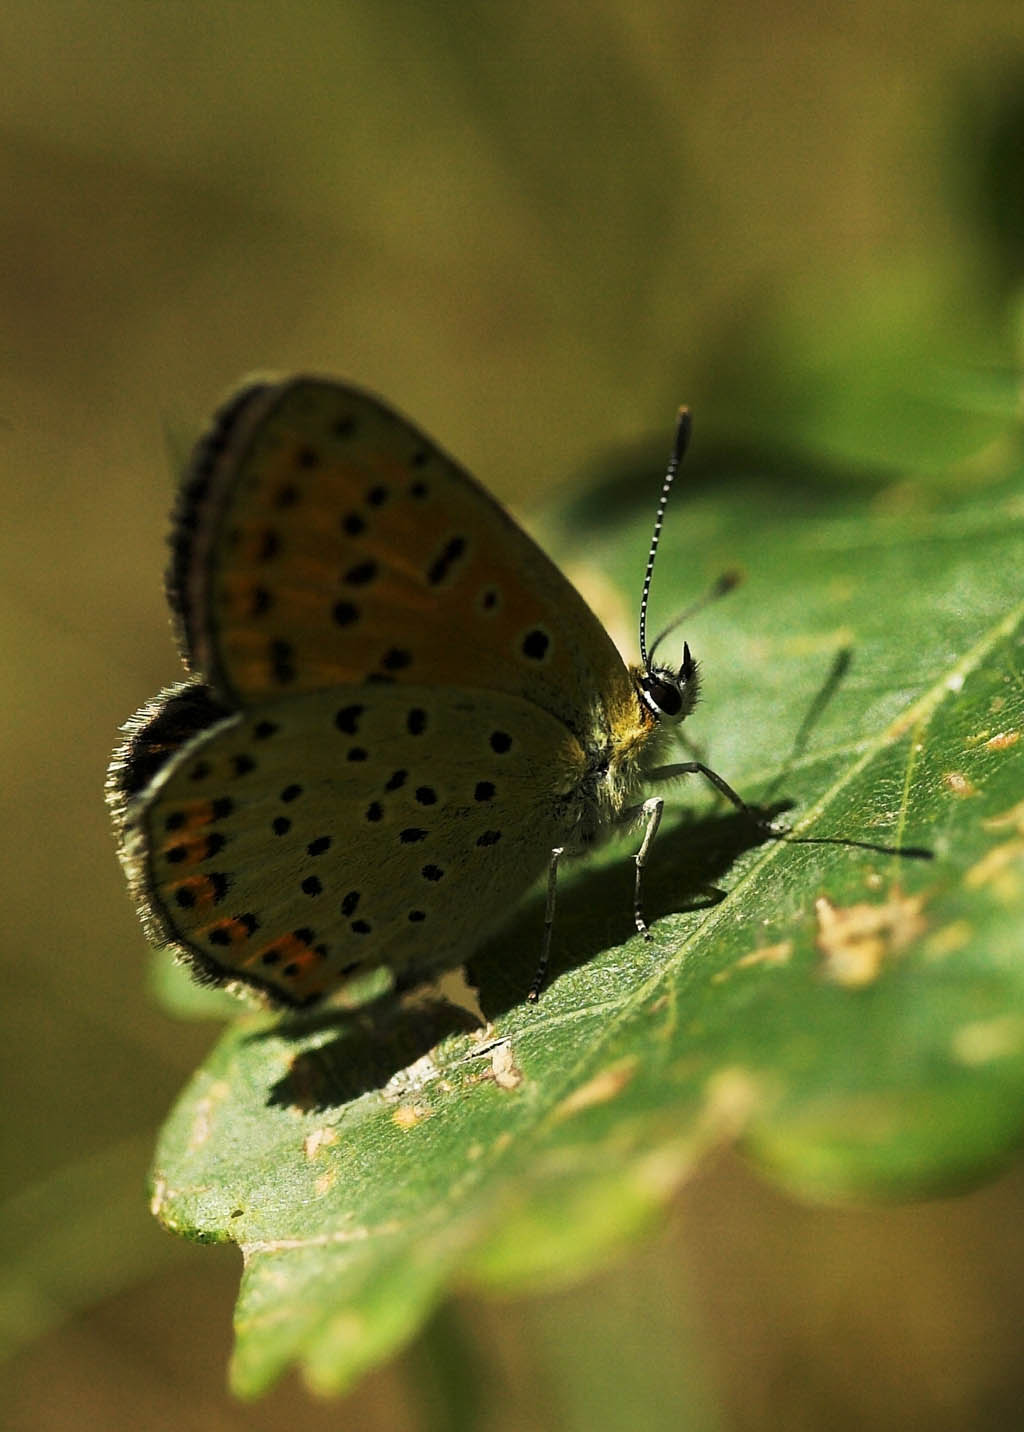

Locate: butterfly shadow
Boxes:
[260,802,783,1114]
[469,802,789,1015]
[259,992,484,1113]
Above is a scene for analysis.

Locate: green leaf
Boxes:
[151,437,1024,1397]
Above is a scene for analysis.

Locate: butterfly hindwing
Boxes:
[118,683,585,1006]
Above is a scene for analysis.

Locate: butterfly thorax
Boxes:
[563,674,676,847]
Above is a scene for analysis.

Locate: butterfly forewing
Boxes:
[172,378,632,739]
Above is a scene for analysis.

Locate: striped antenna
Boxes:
[638,407,691,672]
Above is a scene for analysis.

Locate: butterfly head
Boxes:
[636,640,700,725]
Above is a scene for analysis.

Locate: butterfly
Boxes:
[108,376,754,1009]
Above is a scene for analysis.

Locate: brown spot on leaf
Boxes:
[555,1057,638,1119]
[392,1103,431,1129]
[943,771,978,797]
[713,940,793,984]
[815,891,926,988]
[985,729,1020,751]
[303,1127,338,1159]
[483,1041,523,1091]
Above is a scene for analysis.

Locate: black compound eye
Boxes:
[639,656,699,724]
[646,677,683,717]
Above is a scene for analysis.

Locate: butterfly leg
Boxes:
[527,846,565,1003]
[633,796,664,940]
[651,760,787,836]
[648,760,751,813]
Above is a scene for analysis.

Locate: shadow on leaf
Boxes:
[261,804,782,1112]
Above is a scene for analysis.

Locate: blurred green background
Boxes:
[3,4,1024,1429]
